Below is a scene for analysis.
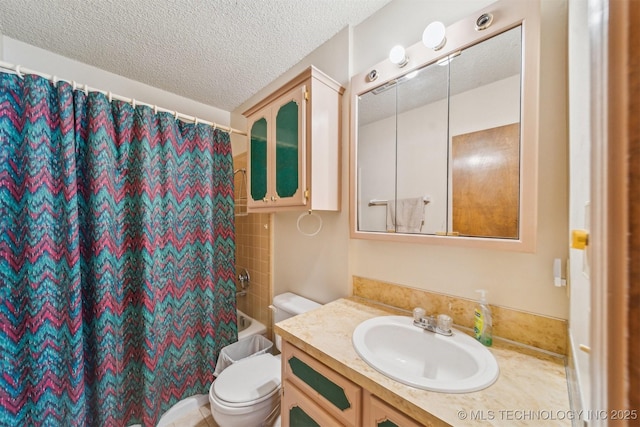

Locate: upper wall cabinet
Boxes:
[350,0,540,252]
[244,66,344,212]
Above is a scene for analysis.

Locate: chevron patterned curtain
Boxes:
[0,73,237,426]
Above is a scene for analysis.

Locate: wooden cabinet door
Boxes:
[363,392,424,427]
[282,380,343,427]
[282,341,361,426]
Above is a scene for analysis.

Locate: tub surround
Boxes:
[353,276,568,355]
[233,153,273,340]
[275,297,570,426]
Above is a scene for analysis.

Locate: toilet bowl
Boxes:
[209,292,321,427]
[209,353,281,427]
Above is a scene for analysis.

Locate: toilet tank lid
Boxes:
[272,292,321,315]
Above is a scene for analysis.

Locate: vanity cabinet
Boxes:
[281,340,425,427]
[282,340,361,426]
[363,392,424,427]
[243,66,344,212]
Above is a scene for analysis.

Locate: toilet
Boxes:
[209,292,321,427]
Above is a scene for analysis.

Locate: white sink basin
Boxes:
[352,316,499,393]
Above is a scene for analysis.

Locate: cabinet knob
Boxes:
[271,196,278,202]
[263,197,268,203]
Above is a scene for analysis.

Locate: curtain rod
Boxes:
[0,61,247,136]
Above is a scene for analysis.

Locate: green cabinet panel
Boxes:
[289,406,321,427]
[288,356,351,412]
[250,118,268,201]
[378,420,399,427]
[275,100,300,198]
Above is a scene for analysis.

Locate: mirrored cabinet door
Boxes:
[356,87,397,232]
[448,26,522,239]
[396,62,449,235]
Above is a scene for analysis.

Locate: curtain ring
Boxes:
[131,98,136,109]
[194,117,199,126]
[212,122,217,131]
[72,80,77,91]
[174,110,179,120]
[153,105,158,115]
[15,65,23,79]
[84,83,89,95]
[107,91,112,103]
[52,75,57,85]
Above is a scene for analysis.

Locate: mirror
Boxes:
[350,0,539,251]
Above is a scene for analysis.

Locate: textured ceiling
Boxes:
[0,0,391,112]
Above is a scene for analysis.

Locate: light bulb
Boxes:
[423,21,447,51]
[389,45,408,67]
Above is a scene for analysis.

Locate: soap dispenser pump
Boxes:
[474,290,493,346]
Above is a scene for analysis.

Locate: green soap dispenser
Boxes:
[474,290,493,346]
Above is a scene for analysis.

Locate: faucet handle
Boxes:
[413,307,426,322]
[437,314,453,334]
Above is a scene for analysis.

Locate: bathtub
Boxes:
[155,309,267,427]
[237,309,267,340]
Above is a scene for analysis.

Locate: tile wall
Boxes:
[233,153,273,339]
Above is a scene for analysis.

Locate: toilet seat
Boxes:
[213,353,281,408]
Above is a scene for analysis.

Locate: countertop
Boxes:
[274,297,571,426]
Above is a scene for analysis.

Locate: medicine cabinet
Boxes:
[349,0,540,252]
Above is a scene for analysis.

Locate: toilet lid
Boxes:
[214,353,281,404]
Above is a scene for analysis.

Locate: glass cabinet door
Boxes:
[273,86,306,206]
[275,100,299,198]
[249,116,268,205]
[246,84,308,210]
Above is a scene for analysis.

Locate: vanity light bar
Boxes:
[370,69,420,95]
[371,79,398,95]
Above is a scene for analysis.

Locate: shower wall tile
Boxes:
[234,154,273,340]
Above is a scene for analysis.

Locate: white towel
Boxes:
[386,197,424,233]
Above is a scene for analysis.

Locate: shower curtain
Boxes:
[0,73,237,426]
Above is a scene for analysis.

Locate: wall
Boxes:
[232,27,352,304]
[567,0,591,412]
[2,37,230,124]
[233,0,569,319]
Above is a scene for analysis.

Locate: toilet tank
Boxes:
[272,292,321,323]
[272,292,321,351]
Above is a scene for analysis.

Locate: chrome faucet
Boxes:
[412,307,453,336]
[236,267,250,297]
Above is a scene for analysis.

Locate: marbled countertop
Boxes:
[274,297,571,426]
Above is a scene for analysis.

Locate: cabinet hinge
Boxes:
[304,90,309,101]
[304,189,310,199]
